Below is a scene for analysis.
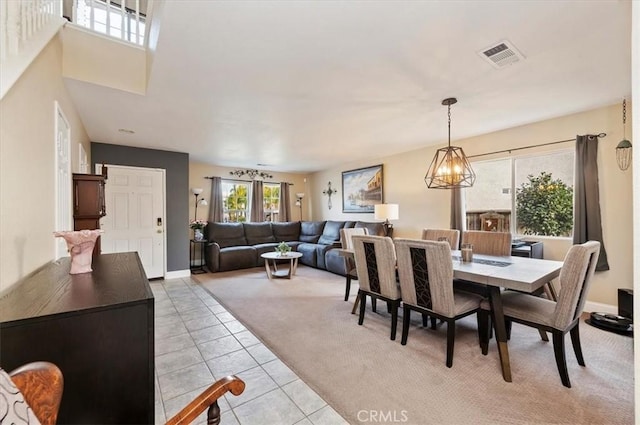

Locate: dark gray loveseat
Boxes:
[204,220,385,275]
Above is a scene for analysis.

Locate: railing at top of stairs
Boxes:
[0,0,66,99]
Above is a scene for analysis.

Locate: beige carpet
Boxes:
[197,266,634,425]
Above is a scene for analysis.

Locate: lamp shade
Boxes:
[191,187,203,195]
[375,203,399,221]
[296,192,305,199]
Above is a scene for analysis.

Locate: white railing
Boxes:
[73,0,146,46]
[0,0,62,62]
[0,0,65,99]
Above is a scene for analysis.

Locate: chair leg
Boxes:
[506,319,512,340]
[552,330,571,388]
[344,275,351,301]
[422,313,429,327]
[401,306,411,345]
[358,292,366,326]
[386,301,392,314]
[430,317,437,330]
[372,297,377,313]
[538,329,549,342]
[390,301,399,341]
[477,310,490,355]
[446,319,455,368]
[570,323,585,366]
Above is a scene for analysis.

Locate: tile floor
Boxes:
[151,276,348,425]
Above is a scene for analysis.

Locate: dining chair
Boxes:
[352,235,401,340]
[422,228,460,250]
[420,229,461,329]
[480,241,601,388]
[455,230,512,298]
[340,227,367,301]
[395,238,488,367]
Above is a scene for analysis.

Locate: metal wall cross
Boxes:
[322,182,337,210]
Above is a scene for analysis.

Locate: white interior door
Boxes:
[98,164,166,279]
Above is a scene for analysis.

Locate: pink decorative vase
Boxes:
[54,230,103,274]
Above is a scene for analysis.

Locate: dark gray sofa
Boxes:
[204,220,385,274]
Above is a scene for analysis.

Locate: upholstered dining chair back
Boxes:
[352,235,399,300]
[422,229,460,251]
[341,228,367,251]
[395,239,456,317]
[461,230,512,256]
[552,241,600,329]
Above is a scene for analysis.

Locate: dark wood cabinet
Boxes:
[0,253,154,424]
[73,170,107,253]
[511,241,543,259]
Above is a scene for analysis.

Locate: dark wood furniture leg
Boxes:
[488,285,512,382]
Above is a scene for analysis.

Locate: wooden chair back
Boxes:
[9,362,63,425]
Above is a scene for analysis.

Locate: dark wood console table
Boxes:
[0,252,154,424]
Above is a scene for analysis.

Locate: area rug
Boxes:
[197,266,634,425]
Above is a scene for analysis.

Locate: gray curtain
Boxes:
[208,177,224,222]
[574,134,609,271]
[450,188,466,232]
[279,182,291,222]
[250,180,264,222]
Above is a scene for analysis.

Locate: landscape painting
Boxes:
[342,164,383,213]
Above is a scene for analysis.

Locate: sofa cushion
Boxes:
[208,222,247,248]
[355,221,386,236]
[300,221,325,243]
[218,246,257,271]
[244,222,276,245]
[318,220,346,245]
[272,222,301,242]
[297,243,319,267]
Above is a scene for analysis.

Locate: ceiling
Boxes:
[64,0,632,173]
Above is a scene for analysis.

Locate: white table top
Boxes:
[451,251,563,292]
[261,251,303,259]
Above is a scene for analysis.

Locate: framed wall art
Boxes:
[341,164,383,213]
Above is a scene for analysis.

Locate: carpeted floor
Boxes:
[197,266,634,425]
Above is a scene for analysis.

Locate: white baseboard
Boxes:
[164,269,191,279]
[584,301,617,315]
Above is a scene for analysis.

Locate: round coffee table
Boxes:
[261,251,303,279]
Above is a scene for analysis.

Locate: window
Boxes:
[222,181,249,223]
[464,150,574,237]
[75,0,146,45]
[263,184,280,222]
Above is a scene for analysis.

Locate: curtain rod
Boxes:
[205,176,294,185]
[467,132,607,159]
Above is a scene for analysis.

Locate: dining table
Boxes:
[336,247,563,382]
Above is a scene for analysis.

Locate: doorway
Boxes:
[97,164,166,279]
[54,102,71,260]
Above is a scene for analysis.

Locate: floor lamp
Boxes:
[295,193,305,220]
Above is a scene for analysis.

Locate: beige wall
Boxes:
[311,104,633,307]
[188,162,312,231]
[0,34,90,292]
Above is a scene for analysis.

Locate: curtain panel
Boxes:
[450,188,466,232]
[208,177,224,223]
[573,134,609,271]
[250,180,264,222]
[279,182,291,222]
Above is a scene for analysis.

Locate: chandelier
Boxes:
[229,169,273,180]
[425,98,476,189]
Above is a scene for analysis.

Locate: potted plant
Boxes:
[275,241,292,256]
[189,219,207,241]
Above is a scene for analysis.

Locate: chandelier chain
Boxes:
[622,99,627,139]
[447,104,452,147]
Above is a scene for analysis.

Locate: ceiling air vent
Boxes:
[479,40,525,69]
